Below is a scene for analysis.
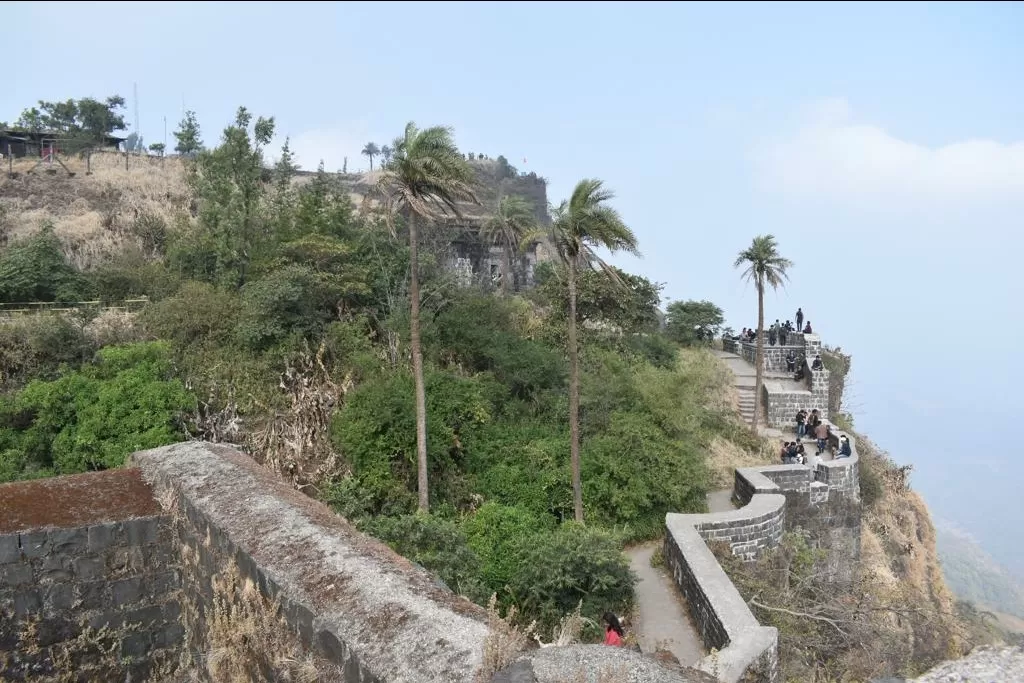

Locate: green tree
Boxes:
[380,144,393,166]
[361,142,380,171]
[173,110,203,157]
[148,142,166,157]
[534,263,661,335]
[0,227,85,303]
[734,235,793,429]
[665,299,724,345]
[375,122,478,513]
[188,106,275,287]
[550,179,640,522]
[481,195,538,294]
[14,96,126,152]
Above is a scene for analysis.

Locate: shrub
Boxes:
[235,265,331,350]
[462,502,551,596]
[331,369,500,512]
[0,315,95,391]
[509,523,635,634]
[582,410,707,539]
[361,514,485,601]
[139,281,240,348]
[0,227,87,303]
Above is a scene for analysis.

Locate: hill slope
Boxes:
[936,523,1024,620]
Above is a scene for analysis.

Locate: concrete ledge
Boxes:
[665,510,780,683]
[130,442,490,683]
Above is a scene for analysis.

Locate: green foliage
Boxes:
[509,523,635,633]
[173,110,203,157]
[582,411,707,539]
[139,281,239,348]
[235,265,332,350]
[665,299,724,345]
[331,369,499,513]
[360,514,485,601]
[0,342,194,481]
[0,227,87,303]
[14,95,126,151]
[463,502,551,595]
[0,316,95,392]
[534,262,661,334]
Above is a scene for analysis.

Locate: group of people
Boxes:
[736,307,814,347]
[781,408,852,463]
[789,351,823,379]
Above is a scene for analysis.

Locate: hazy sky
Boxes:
[7,2,1024,574]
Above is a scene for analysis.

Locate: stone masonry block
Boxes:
[73,555,105,581]
[153,622,185,650]
[77,580,107,611]
[125,517,160,546]
[88,521,122,553]
[120,631,151,659]
[0,535,20,564]
[13,588,41,615]
[20,530,49,559]
[111,577,143,606]
[49,527,88,554]
[0,562,33,588]
[44,583,75,612]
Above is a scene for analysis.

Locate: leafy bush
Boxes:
[235,265,331,350]
[139,281,240,348]
[0,227,87,303]
[331,369,500,512]
[582,410,707,539]
[361,514,485,601]
[0,315,95,391]
[463,502,551,596]
[509,523,635,633]
[0,341,194,480]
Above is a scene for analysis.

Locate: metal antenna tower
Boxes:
[133,83,140,139]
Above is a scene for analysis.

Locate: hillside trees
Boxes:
[13,96,127,152]
[734,235,792,429]
[549,179,640,523]
[361,142,380,171]
[666,299,724,345]
[375,122,478,513]
[173,110,203,157]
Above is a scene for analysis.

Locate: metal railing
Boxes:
[0,297,150,317]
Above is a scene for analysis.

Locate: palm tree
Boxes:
[734,235,793,430]
[480,195,538,294]
[550,179,640,523]
[361,142,380,171]
[376,122,478,513]
[380,145,393,167]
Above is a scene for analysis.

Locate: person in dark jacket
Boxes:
[796,308,804,330]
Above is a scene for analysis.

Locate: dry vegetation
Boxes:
[0,151,189,269]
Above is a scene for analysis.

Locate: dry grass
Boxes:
[1,151,190,269]
[83,308,144,346]
[476,594,537,682]
[706,435,776,490]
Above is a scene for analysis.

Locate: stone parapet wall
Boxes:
[131,442,492,683]
[0,469,184,681]
[665,509,781,683]
[763,386,819,429]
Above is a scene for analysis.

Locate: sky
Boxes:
[6,1,1024,575]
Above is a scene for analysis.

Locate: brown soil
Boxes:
[0,468,159,533]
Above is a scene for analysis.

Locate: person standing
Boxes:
[796,308,804,331]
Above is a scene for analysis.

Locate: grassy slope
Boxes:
[935,524,1024,621]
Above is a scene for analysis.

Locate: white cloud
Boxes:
[751,98,1024,204]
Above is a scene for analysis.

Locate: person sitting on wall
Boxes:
[602,612,625,647]
[795,440,806,464]
[786,350,797,373]
[780,441,791,463]
[838,435,852,458]
[803,321,813,334]
[786,441,799,463]
[812,354,823,371]
[794,356,807,381]
[795,408,807,437]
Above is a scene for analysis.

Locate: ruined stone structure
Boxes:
[722,333,830,429]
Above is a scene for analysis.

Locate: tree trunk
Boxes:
[501,244,513,294]
[568,258,583,523]
[409,213,429,513]
[753,282,764,431]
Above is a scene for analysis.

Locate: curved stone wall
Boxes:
[663,424,860,682]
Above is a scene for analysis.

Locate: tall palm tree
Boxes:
[361,142,380,171]
[480,195,538,294]
[551,179,640,523]
[734,235,793,430]
[376,122,478,513]
[380,144,393,167]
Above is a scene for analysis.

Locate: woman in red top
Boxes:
[602,612,624,646]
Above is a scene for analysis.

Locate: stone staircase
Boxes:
[736,386,757,424]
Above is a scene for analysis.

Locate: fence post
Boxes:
[125,151,129,171]
[6,143,10,177]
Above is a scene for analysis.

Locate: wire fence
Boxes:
[0,297,150,318]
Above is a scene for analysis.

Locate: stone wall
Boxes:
[131,442,492,683]
[0,469,184,681]
[665,497,783,683]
